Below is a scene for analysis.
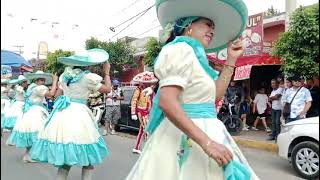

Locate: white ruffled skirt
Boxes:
[126,118,259,180]
[6,105,48,148]
[31,102,109,167]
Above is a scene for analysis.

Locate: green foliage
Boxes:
[144,37,163,69]
[273,4,319,78]
[85,37,135,77]
[264,5,281,17]
[45,49,73,75]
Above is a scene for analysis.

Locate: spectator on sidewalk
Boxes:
[306,78,319,118]
[252,87,272,132]
[282,75,312,123]
[239,95,251,131]
[267,79,284,141]
[226,80,245,104]
[103,80,124,135]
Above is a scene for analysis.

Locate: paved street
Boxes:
[1,132,304,180]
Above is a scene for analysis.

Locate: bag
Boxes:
[282,103,291,118]
[283,87,302,118]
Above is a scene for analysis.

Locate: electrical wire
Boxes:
[110,5,154,30]
[110,6,153,39]
[110,0,142,17]
[133,25,161,38]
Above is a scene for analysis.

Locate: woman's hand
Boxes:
[103,63,111,75]
[226,39,244,65]
[52,73,59,82]
[202,140,233,167]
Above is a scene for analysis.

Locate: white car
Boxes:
[277,117,319,179]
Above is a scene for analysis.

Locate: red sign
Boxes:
[234,65,253,81]
[210,13,264,61]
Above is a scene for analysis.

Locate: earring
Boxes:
[188,29,193,36]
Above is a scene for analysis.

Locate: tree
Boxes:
[264,5,280,17]
[85,37,135,77]
[45,49,74,75]
[144,37,163,69]
[272,4,319,78]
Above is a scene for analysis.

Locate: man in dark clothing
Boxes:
[306,79,319,118]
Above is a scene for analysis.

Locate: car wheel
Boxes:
[291,141,319,179]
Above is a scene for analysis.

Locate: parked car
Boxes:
[277,116,319,179]
[115,86,140,131]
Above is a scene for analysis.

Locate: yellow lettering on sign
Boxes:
[247,15,262,28]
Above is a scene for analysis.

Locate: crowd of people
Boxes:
[222,75,318,141]
[2,0,318,179]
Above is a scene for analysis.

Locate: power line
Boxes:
[110,6,153,39]
[133,25,161,38]
[126,18,159,37]
[109,5,154,32]
[110,0,142,17]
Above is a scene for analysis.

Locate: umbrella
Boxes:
[1,50,32,67]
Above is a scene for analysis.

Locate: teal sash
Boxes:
[23,83,38,113]
[44,96,87,127]
[146,36,219,134]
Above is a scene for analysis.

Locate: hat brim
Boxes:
[157,0,248,52]
[1,79,9,84]
[58,56,106,67]
[58,49,109,67]
[24,73,53,85]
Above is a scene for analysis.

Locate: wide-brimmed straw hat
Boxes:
[1,79,9,85]
[8,75,29,85]
[24,71,53,85]
[132,71,158,84]
[156,0,248,52]
[58,48,109,67]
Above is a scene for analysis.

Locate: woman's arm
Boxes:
[45,74,58,98]
[215,41,244,99]
[159,86,233,167]
[98,63,112,94]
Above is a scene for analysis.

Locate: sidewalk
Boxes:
[232,130,279,153]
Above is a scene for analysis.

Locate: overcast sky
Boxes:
[1,0,318,60]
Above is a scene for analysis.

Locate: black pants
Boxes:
[271,109,281,138]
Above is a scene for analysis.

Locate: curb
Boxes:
[116,132,279,153]
[232,136,279,153]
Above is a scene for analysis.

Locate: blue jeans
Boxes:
[286,116,302,124]
[271,109,281,138]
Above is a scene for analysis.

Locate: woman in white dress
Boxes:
[1,79,10,135]
[31,48,112,180]
[2,75,29,130]
[126,0,259,179]
[6,71,58,163]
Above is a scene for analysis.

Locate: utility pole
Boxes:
[285,0,297,31]
[12,45,24,54]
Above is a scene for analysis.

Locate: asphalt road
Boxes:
[1,132,304,180]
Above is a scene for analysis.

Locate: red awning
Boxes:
[20,66,33,72]
[207,53,282,66]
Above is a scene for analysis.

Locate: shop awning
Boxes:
[207,53,282,81]
[207,53,282,66]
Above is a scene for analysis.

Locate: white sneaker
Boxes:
[242,127,249,131]
[3,129,11,133]
[251,127,259,131]
[265,127,272,133]
[110,130,117,135]
[132,149,142,154]
[102,129,108,136]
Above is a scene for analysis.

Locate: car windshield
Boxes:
[121,87,136,104]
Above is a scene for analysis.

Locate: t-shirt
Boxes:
[283,87,312,118]
[105,88,123,106]
[254,93,268,114]
[270,87,284,110]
